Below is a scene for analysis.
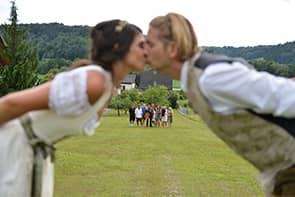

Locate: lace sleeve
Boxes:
[48,70,91,116]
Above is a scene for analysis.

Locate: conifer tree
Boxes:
[0,0,39,96]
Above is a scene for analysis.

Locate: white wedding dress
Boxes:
[0,65,112,197]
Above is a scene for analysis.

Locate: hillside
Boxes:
[204,42,295,65]
[20,23,295,65]
[20,23,90,61]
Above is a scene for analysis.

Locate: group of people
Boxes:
[129,104,174,128]
[1,11,295,197]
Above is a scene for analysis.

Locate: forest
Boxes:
[19,23,295,76]
[21,22,295,65]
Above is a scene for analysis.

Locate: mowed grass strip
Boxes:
[54,111,263,197]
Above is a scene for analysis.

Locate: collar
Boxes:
[180,53,201,93]
[180,60,189,92]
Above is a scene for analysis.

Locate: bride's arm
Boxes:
[0,82,50,124]
[0,70,106,125]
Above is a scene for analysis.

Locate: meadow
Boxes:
[54,110,263,197]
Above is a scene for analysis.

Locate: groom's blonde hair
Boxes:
[149,12,201,61]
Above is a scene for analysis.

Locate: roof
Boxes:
[136,71,172,90]
[121,74,137,84]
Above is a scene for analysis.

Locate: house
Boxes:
[119,73,137,93]
[0,30,9,65]
[135,70,172,90]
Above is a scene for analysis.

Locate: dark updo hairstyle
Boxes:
[72,20,142,72]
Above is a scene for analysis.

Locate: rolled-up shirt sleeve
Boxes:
[199,62,295,117]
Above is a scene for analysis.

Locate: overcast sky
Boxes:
[0,0,294,47]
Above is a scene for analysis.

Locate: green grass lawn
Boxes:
[54,111,263,197]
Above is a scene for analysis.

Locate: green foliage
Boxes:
[37,58,72,74]
[178,99,189,108]
[37,66,68,84]
[0,1,39,96]
[12,23,295,75]
[109,86,172,115]
[177,90,187,100]
[249,58,295,77]
[122,88,140,103]
[167,91,178,108]
[141,85,169,106]
[109,89,141,115]
[109,95,125,116]
[20,23,89,61]
[204,41,295,65]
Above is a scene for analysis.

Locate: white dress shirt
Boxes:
[181,60,295,118]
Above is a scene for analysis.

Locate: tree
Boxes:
[109,95,125,116]
[0,1,39,96]
[141,85,169,106]
[167,91,178,109]
[250,58,295,77]
[122,88,140,104]
[109,89,140,116]
[37,58,71,74]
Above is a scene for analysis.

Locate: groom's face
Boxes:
[146,26,171,72]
